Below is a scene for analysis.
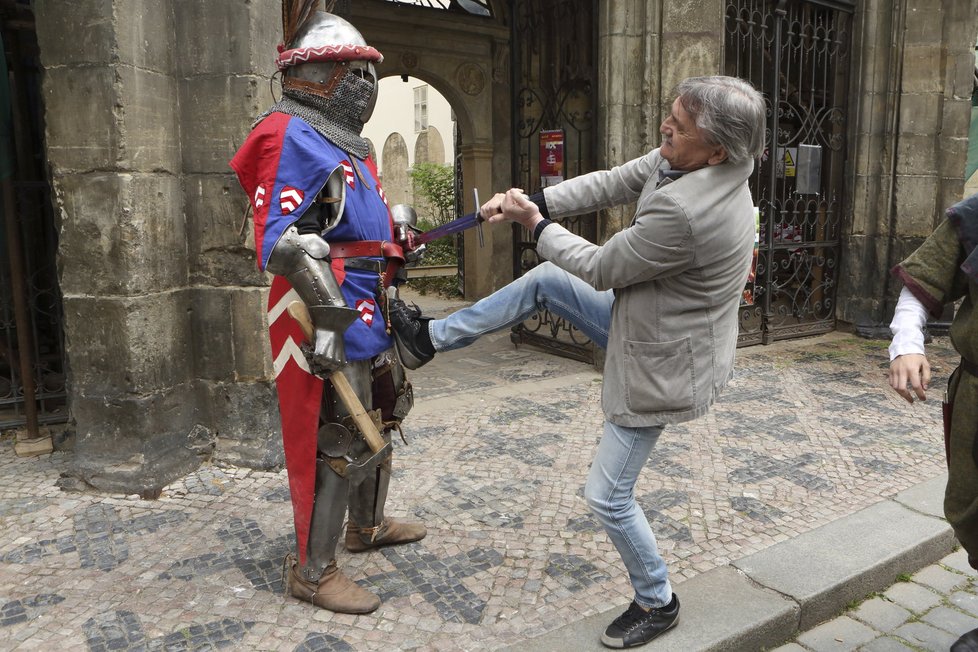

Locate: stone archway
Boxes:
[352,2,512,298]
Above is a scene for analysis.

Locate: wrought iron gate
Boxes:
[508,0,598,363]
[725,0,853,345]
[0,6,68,433]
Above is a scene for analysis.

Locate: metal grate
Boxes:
[508,0,598,364]
[0,5,68,432]
[725,0,853,345]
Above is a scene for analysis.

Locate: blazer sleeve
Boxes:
[542,149,663,217]
[536,188,694,291]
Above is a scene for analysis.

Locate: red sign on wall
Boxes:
[539,129,564,187]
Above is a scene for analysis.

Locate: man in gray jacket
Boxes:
[391,75,765,649]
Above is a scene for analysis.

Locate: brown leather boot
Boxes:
[285,555,380,614]
[345,517,427,553]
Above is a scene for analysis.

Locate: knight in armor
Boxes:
[229,4,426,614]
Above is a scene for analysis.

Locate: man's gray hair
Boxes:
[675,76,766,164]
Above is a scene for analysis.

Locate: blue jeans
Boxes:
[430,262,673,608]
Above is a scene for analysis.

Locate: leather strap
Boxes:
[343,258,385,273]
[329,240,404,261]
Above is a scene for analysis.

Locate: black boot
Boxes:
[387,297,435,369]
[952,627,978,652]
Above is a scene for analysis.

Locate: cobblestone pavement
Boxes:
[777,547,978,651]
[0,289,962,651]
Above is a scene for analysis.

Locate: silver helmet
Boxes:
[277,12,382,123]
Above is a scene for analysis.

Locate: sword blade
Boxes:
[414,211,483,245]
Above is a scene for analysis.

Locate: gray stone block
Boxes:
[893,472,947,518]
[852,597,912,633]
[63,292,193,396]
[180,75,269,174]
[42,67,120,173]
[859,636,916,652]
[663,0,721,33]
[939,137,970,179]
[902,7,944,44]
[204,379,283,471]
[174,0,251,76]
[912,564,971,594]
[184,174,264,287]
[942,99,974,145]
[950,590,978,618]
[796,615,878,651]
[69,383,207,494]
[117,66,181,173]
[895,134,938,176]
[898,93,943,136]
[231,286,272,381]
[893,176,940,237]
[732,499,955,630]
[921,606,978,636]
[883,581,943,614]
[190,288,235,381]
[660,36,721,93]
[33,0,114,66]
[56,173,189,296]
[941,548,976,575]
[116,0,175,73]
[891,621,958,649]
[599,0,647,38]
[900,45,944,94]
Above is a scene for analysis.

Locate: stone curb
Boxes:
[504,473,955,652]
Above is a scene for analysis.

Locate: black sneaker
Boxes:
[600,594,680,649]
[387,296,435,370]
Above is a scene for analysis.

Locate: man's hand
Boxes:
[480,188,543,231]
[889,353,931,403]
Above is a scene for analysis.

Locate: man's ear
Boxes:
[707,146,728,166]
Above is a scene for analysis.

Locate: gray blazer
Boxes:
[539,148,756,426]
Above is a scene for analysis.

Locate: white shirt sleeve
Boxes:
[888,286,928,361]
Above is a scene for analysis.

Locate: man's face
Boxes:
[659,97,726,171]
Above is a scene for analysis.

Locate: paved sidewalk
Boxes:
[775,547,977,652]
[0,288,966,651]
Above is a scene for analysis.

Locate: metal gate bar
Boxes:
[725,0,853,345]
[0,7,68,433]
[508,0,598,363]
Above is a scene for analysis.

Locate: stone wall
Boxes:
[595,0,724,242]
[839,0,978,329]
[34,0,281,494]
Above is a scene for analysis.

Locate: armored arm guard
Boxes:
[391,204,426,264]
[266,225,358,375]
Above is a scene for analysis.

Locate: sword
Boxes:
[413,188,484,247]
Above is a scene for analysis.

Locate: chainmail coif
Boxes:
[256,71,373,159]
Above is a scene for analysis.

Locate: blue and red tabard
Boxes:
[230,113,395,564]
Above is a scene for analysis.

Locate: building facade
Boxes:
[1,0,975,491]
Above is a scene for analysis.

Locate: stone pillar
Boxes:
[460,143,505,298]
[596,0,724,242]
[35,0,196,493]
[34,0,283,494]
[176,0,282,469]
[838,0,978,329]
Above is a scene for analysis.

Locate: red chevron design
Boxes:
[280,186,304,215]
[355,299,375,326]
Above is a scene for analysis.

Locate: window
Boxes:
[414,85,428,133]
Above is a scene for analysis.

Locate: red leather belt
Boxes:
[329,240,405,288]
[329,240,404,261]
